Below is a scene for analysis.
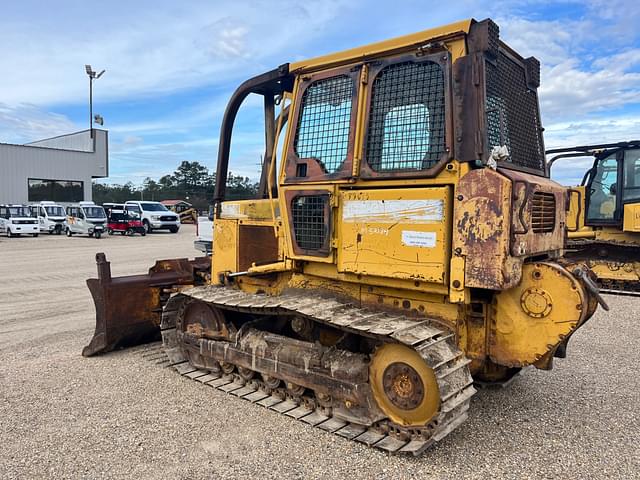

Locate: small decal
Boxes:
[220,203,242,218]
[401,230,436,248]
[343,200,443,224]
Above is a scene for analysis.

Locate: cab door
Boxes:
[0,207,8,232]
[585,152,621,225]
[621,148,640,231]
[67,207,78,233]
[77,208,87,233]
[39,206,47,229]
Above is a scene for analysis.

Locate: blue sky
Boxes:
[1,0,639,186]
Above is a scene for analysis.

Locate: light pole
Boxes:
[85,65,105,137]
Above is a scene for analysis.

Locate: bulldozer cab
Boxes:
[547,141,640,229]
[212,18,556,298]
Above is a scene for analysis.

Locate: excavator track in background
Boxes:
[155,285,475,455]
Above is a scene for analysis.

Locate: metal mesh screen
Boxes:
[486,52,545,172]
[294,76,354,174]
[291,195,327,251]
[365,61,446,172]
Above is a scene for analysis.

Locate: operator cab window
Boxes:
[622,149,640,203]
[365,61,445,172]
[587,153,618,222]
[294,75,353,174]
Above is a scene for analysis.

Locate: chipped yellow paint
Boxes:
[448,256,467,304]
[212,218,238,280]
[219,199,279,221]
[491,263,587,367]
[453,168,521,290]
[338,187,451,284]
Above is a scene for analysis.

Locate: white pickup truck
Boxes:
[194,214,213,255]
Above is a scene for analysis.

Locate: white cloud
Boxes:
[545,117,640,149]
[497,14,640,127]
[540,59,640,122]
[497,16,587,65]
[0,103,77,143]
[0,1,352,107]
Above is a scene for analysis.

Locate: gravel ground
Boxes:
[1,226,638,479]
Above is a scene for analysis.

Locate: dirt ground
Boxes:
[1,226,638,479]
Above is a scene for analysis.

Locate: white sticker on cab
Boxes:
[401,230,437,248]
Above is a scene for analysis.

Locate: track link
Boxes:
[155,285,475,455]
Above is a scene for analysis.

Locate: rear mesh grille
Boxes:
[486,52,545,172]
[291,195,327,251]
[531,192,556,233]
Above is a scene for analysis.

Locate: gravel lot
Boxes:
[1,226,638,479]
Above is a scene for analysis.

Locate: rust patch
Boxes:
[453,168,522,290]
[456,197,503,243]
[82,253,210,356]
[499,168,566,257]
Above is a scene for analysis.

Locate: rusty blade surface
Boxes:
[82,252,210,357]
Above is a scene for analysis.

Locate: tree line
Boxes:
[92,161,258,210]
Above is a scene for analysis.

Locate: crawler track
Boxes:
[566,241,640,295]
[152,285,475,455]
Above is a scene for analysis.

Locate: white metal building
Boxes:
[0,129,108,204]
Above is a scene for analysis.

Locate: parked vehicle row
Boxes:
[1,200,180,239]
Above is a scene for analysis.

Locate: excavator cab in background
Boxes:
[84,18,606,454]
[548,141,640,293]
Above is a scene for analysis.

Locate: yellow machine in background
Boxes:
[548,141,640,293]
[161,200,197,223]
[84,18,605,454]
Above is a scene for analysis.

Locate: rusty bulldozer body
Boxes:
[84,18,605,454]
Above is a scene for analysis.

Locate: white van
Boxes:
[65,201,107,238]
[124,201,180,234]
[29,201,67,235]
[0,205,40,237]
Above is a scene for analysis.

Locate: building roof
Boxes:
[160,199,191,206]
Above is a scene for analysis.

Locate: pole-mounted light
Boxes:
[85,64,106,137]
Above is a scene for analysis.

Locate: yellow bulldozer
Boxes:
[548,141,640,294]
[83,18,606,454]
[161,199,198,223]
